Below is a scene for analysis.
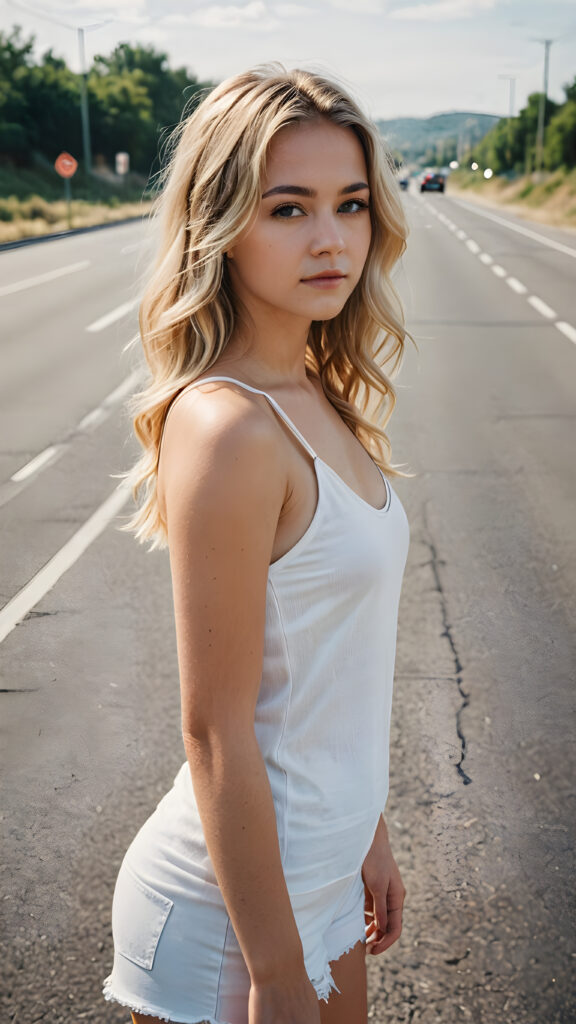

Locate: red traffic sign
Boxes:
[55,152,78,178]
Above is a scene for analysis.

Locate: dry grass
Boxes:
[447,169,576,232]
[0,199,154,243]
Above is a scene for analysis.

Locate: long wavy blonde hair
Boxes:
[120,63,415,550]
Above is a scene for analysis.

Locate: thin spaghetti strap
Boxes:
[162,375,318,461]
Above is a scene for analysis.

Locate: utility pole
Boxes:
[498,74,516,118]
[534,38,554,178]
[77,27,92,174]
[6,1,110,176]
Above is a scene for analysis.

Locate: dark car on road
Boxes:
[420,170,445,193]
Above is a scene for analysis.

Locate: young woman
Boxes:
[103,65,412,1024]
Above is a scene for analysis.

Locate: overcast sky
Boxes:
[2,0,575,120]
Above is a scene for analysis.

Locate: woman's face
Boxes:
[226,118,372,330]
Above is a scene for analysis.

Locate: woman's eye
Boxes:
[272,204,305,218]
[339,198,369,214]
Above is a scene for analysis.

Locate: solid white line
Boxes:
[449,197,576,259]
[0,481,132,644]
[86,299,138,333]
[492,265,507,277]
[479,253,494,264]
[466,239,480,254]
[507,277,528,295]
[555,321,576,344]
[11,446,61,483]
[528,295,557,319]
[0,261,91,298]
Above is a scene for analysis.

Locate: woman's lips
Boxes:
[301,273,347,289]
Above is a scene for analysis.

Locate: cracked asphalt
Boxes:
[2,200,575,1022]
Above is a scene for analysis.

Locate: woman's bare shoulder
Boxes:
[158,377,288,525]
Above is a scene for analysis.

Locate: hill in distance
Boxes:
[378,110,500,166]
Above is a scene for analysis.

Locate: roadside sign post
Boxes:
[54,151,78,230]
[115,151,130,185]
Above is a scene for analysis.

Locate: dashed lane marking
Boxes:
[0,261,91,298]
[449,197,576,259]
[555,321,576,344]
[11,446,61,483]
[506,277,528,295]
[5,368,143,497]
[86,298,138,333]
[417,194,575,344]
[528,295,557,319]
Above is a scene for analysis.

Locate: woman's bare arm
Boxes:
[160,387,320,1021]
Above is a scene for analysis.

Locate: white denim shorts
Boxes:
[102,856,366,1024]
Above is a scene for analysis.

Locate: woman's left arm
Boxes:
[361,815,406,954]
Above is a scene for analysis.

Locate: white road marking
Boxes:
[506,277,528,295]
[0,481,132,645]
[449,197,576,259]
[86,298,138,333]
[528,295,557,319]
[0,261,91,298]
[8,368,143,488]
[555,321,576,344]
[11,446,61,483]
[427,195,570,335]
[78,408,107,430]
[121,241,147,254]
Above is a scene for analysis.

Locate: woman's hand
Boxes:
[249,972,321,1024]
[362,816,406,955]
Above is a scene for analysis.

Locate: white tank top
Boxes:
[167,376,411,895]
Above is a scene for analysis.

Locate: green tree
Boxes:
[90,43,210,174]
[89,65,154,170]
[545,100,576,169]
[0,25,35,158]
[25,50,82,159]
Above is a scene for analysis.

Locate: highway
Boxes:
[1,189,575,1023]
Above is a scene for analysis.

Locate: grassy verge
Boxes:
[0,198,154,243]
[0,159,156,242]
[446,167,576,231]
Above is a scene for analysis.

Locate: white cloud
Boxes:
[179,1,280,29]
[274,2,312,15]
[389,0,497,20]
[323,0,387,12]
[61,0,146,12]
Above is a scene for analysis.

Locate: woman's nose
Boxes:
[309,213,345,256]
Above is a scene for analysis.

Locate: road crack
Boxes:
[422,502,472,785]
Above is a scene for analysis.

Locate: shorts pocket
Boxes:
[112,860,173,970]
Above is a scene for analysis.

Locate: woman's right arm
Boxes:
[160,388,320,1024]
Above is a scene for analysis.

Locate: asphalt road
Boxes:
[1,188,575,1024]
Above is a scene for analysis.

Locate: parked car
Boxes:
[420,170,445,193]
[397,175,409,191]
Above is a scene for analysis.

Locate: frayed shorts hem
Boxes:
[102,930,366,1022]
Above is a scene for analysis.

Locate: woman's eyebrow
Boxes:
[261,181,369,199]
